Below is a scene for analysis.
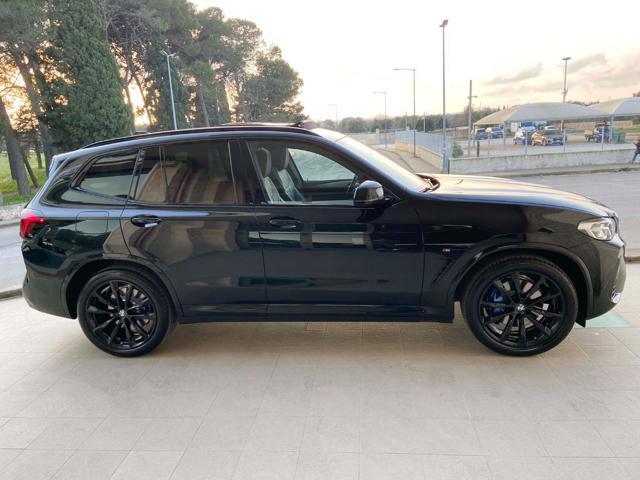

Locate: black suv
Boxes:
[21,124,626,357]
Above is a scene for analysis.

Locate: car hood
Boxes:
[419,173,614,217]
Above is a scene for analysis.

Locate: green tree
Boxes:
[238,47,304,122]
[100,0,194,130]
[0,83,30,194]
[0,0,55,169]
[45,0,133,150]
[339,117,369,133]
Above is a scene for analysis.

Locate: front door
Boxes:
[120,140,265,318]
[244,139,423,318]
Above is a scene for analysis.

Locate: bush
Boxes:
[452,140,464,158]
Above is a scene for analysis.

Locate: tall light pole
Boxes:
[561,56,571,103]
[393,68,416,157]
[328,103,338,131]
[440,19,449,173]
[373,91,388,148]
[561,56,571,144]
[160,50,177,130]
[467,80,477,157]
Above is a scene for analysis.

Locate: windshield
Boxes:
[313,129,428,191]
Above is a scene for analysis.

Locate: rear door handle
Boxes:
[131,215,162,228]
[268,217,301,230]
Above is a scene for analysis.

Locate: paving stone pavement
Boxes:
[0,265,637,479]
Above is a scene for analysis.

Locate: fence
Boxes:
[395,130,453,158]
[348,129,453,156]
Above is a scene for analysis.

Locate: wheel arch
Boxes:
[452,245,592,326]
[63,257,182,319]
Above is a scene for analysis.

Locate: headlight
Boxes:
[578,217,616,241]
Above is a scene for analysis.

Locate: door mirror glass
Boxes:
[354,180,385,207]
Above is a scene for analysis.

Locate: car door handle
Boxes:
[131,215,163,228]
[268,217,301,230]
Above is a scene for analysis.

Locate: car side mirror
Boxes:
[353,180,386,207]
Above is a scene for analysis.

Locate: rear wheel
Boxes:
[78,269,173,357]
[462,256,577,356]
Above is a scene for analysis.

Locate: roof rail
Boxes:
[81,123,317,150]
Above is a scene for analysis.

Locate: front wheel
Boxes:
[78,269,174,357]
[462,256,578,356]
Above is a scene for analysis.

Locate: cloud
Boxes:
[487,63,543,85]
[569,51,640,95]
[569,53,608,73]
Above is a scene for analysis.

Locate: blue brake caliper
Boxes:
[488,286,504,317]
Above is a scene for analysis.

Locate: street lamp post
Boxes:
[393,68,416,157]
[373,91,388,148]
[160,50,177,130]
[561,56,571,146]
[440,19,449,173]
[467,80,477,157]
[328,104,338,131]
[561,56,571,103]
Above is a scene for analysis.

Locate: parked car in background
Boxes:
[474,128,487,140]
[20,123,625,357]
[531,127,564,146]
[514,128,534,144]
[486,127,504,139]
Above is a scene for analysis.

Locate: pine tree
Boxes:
[45,0,133,150]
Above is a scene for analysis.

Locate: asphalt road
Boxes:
[0,170,638,293]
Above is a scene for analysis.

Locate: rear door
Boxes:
[120,139,265,318]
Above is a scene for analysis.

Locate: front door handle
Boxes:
[268,217,301,230]
[131,215,163,228]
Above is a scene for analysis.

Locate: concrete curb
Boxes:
[496,163,640,178]
[0,288,22,300]
[0,219,19,230]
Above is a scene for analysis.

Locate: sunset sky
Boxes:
[196,0,640,121]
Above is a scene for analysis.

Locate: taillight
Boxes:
[20,209,46,239]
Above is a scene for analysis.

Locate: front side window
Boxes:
[133,141,238,205]
[248,140,359,206]
[78,150,138,200]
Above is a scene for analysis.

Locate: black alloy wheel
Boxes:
[463,256,578,356]
[78,269,172,356]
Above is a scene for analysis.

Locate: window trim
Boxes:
[127,139,243,208]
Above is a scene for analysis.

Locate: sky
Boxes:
[194,0,640,121]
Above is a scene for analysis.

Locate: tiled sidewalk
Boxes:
[0,266,638,480]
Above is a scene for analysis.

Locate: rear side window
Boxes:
[133,141,238,205]
[78,150,137,199]
[51,149,137,205]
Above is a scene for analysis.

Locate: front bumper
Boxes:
[585,236,626,320]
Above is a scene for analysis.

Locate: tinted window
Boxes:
[78,150,137,199]
[248,140,359,206]
[134,142,237,205]
[133,147,166,203]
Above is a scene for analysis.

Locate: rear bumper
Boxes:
[23,266,72,318]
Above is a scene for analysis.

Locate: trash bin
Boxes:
[616,132,626,143]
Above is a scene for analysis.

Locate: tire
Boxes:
[77,268,174,357]
[461,255,578,356]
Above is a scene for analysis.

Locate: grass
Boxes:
[0,153,48,205]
